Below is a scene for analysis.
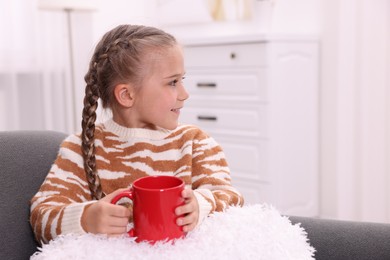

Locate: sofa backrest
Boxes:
[0,130,67,260]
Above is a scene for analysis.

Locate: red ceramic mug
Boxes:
[111,175,185,243]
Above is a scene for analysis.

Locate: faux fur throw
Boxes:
[31,204,315,260]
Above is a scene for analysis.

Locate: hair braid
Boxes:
[82,59,103,200]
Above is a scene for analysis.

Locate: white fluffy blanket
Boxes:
[31,204,315,260]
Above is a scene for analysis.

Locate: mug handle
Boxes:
[111,190,135,237]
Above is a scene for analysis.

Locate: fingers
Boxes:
[82,192,133,236]
[175,200,195,216]
[176,211,198,232]
[110,215,130,227]
[175,188,197,215]
[180,188,193,200]
[89,206,130,235]
[107,203,131,218]
[175,189,199,232]
[95,205,130,235]
[100,222,129,236]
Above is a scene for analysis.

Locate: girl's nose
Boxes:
[178,84,189,101]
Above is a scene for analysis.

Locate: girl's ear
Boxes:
[113,84,135,108]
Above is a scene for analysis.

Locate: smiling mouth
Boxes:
[171,108,181,113]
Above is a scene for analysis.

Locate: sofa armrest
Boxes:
[290,216,390,260]
[0,130,67,260]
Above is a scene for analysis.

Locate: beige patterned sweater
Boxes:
[30,119,244,244]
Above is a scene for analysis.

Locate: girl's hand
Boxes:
[175,188,199,232]
[81,188,132,236]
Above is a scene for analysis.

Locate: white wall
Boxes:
[271,0,322,34]
[321,0,390,222]
[91,0,157,42]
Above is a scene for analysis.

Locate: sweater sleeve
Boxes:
[191,130,244,217]
[30,135,94,244]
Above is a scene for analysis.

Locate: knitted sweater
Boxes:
[30,119,244,244]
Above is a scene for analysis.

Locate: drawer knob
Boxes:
[197,115,217,121]
[230,52,236,59]
[196,82,217,88]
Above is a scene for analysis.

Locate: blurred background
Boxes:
[0,0,389,224]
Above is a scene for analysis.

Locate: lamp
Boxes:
[37,0,98,132]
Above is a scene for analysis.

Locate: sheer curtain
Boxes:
[0,0,89,134]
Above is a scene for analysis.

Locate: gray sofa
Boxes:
[1,130,390,260]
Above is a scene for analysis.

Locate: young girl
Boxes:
[30,24,244,244]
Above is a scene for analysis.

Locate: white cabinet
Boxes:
[180,35,319,217]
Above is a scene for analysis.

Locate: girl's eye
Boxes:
[169,77,185,87]
[169,79,179,86]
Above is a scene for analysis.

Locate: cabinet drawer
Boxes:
[184,43,267,68]
[185,71,266,101]
[218,139,268,182]
[180,106,267,137]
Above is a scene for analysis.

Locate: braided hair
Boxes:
[81,25,177,200]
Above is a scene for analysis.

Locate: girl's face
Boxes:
[129,45,189,130]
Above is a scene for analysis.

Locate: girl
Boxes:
[30,24,244,244]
